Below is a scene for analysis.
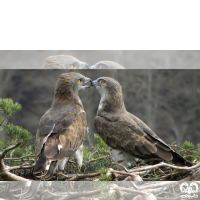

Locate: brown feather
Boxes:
[34,73,88,179]
[94,77,193,167]
[156,146,173,161]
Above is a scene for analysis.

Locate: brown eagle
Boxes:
[42,55,89,69]
[89,61,125,69]
[34,72,91,180]
[92,77,192,169]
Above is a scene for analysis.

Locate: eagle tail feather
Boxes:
[172,151,193,167]
[156,146,173,161]
[34,151,47,174]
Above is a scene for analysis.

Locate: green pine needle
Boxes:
[0,98,21,116]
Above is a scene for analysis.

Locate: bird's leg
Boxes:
[73,144,83,173]
[76,162,81,173]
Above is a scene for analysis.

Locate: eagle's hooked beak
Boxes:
[91,80,97,87]
[89,65,94,69]
[84,78,92,88]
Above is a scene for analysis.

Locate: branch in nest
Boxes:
[56,172,101,181]
[0,170,31,181]
[143,170,189,181]
[4,154,35,161]
[128,162,200,173]
[89,155,110,162]
[111,185,157,200]
[55,189,101,200]
[9,165,34,171]
[0,142,21,159]
[0,142,32,181]
[108,168,143,181]
[139,181,178,190]
[65,172,101,181]
[181,162,200,181]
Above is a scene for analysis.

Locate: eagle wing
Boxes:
[95,112,179,163]
[34,106,87,179]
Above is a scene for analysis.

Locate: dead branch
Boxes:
[115,162,200,181]
[65,172,101,181]
[0,143,21,159]
[0,170,31,181]
[181,163,200,181]
[9,165,34,171]
[127,182,139,190]
[0,142,32,181]
[143,170,189,181]
[4,154,34,161]
[56,189,101,200]
[89,155,110,162]
[109,168,143,181]
[56,172,101,181]
[129,162,200,173]
[119,163,129,172]
[111,185,157,200]
[139,181,178,190]
[127,181,175,195]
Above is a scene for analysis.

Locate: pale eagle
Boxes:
[42,55,89,69]
[89,61,125,69]
[92,77,192,169]
[34,72,91,180]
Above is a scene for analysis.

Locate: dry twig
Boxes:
[109,168,143,181]
[0,142,32,181]
[129,162,200,173]
[56,189,101,200]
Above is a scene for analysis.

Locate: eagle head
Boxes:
[42,55,89,69]
[55,72,92,100]
[92,77,122,95]
[89,61,125,69]
[92,77,125,113]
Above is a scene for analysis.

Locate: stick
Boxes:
[0,142,32,181]
[129,162,200,172]
[4,154,34,161]
[58,172,101,181]
[0,143,21,159]
[109,168,143,181]
[57,189,101,200]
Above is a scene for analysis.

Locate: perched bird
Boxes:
[92,77,192,170]
[42,55,89,69]
[34,72,91,180]
[89,61,125,69]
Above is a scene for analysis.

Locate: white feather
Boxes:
[98,103,103,110]
[57,157,69,171]
[79,109,86,114]
[45,161,52,171]
[106,145,136,170]
[42,124,55,147]
[58,144,62,152]
[73,144,83,169]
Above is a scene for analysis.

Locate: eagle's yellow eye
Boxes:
[70,65,74,69]
[78,79,81,83]
[102,66,106,69]
[101,81,105,84]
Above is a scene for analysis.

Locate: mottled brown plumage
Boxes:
[34,72,91,180]
[42,55,89,69]
[92,77,192,169]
